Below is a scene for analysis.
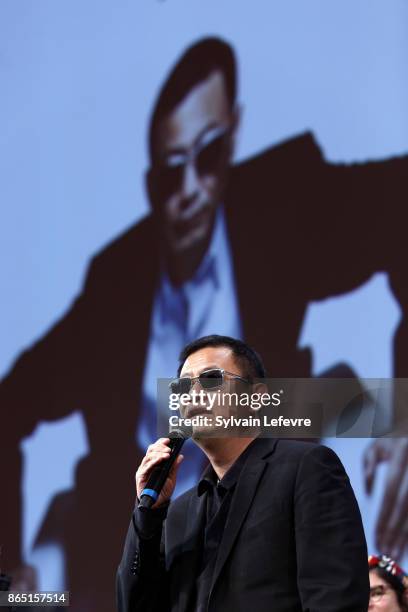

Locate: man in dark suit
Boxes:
[117,335,369,612]
[1,37,405,611]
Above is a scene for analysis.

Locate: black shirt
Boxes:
[191,440,257,612]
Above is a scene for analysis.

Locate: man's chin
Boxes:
[192,426,220,440]
[174,227,210,254]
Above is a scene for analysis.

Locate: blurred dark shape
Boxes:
[0,573,11,591]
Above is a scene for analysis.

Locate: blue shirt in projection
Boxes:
[138,207,243,497]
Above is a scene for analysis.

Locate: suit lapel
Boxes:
[208,438,277,603]
[176,490,207,612]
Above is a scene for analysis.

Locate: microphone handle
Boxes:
[138,436,186,512]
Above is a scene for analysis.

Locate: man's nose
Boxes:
[190,380,207,407]
[180,159,200,203]
[190,379,202,394]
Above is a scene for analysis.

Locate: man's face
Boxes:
[150,71,237,258]
[178,345,249,438]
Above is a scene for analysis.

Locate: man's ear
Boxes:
[229,103,242,158]
[252,381,269,396]
[247,381,269,419]
[145,168,158,213]
[232,103,242,130]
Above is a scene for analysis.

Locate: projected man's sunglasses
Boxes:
[152,125,232,198]
[169,368,251,395]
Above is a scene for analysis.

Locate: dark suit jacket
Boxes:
[116,439,369,612]
[0,132,400,609]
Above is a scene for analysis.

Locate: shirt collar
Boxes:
[197,437,258,497]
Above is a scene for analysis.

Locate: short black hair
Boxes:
[177,334,266,379]
[148,37,237,163]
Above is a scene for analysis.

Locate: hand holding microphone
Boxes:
[136,425,192,511]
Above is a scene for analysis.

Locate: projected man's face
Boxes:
[150,71,236,279]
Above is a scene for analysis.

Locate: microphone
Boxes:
[138,423,192,512]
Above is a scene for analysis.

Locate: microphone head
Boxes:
[169,421,193,439]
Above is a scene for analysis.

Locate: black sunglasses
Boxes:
[151,126,232,199]
[169,368,250,395]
